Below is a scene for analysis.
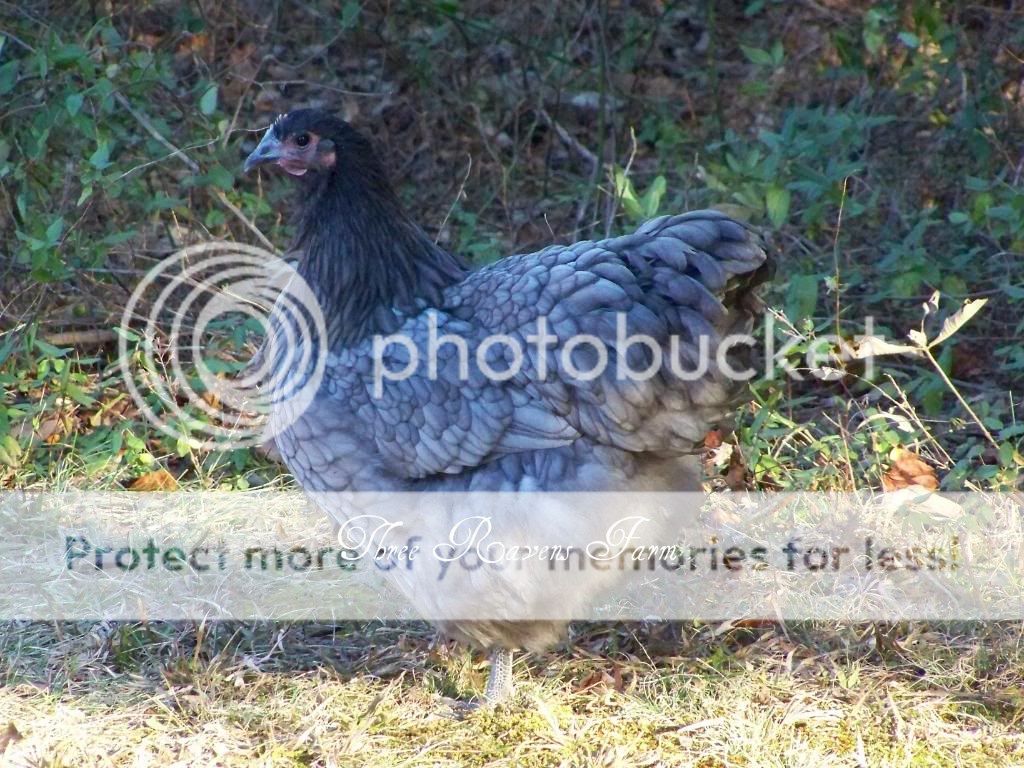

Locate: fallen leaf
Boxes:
[882,448,939,492]
[723,445,749,491]
[128,469,179,492]
[732,619,776,629]
[0,721,23,753]
[202,388,221,411]
[37,414,73,444]
[704,429,723,449]
[574,667,616,693]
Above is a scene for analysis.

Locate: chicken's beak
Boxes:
[244,128,282,172]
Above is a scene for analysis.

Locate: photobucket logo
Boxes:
[119,242,327,450]
[371,314,880,396]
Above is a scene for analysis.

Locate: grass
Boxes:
[1,0,1024,765]
[4,621,1024,766]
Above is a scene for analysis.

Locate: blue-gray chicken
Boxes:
[244,109,771,702]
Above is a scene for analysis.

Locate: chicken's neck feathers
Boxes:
[294,167,467,346]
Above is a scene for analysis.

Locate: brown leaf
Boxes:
[723,446,749,491]
[0,721,23,753]
[882,448,939,492]
[202,388,221,411]
[732,619,776,629]
[575,663,628,693]
[704,429,723,449]
[37,414,73,444]
[574,668,615,692]
[128,469,179,492]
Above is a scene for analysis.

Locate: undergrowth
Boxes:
[2,0,1021,492]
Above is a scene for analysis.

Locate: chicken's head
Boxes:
[244,109,369,178]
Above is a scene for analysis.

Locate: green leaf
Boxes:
[112,326,141,343]
[33,338,70,358]
[45,216,64,244]
[986,205,1016,222]
[89,140,111,169]
[0,333,17,367]
[863,30,884,55]
[891,270,923,298]
[898,31,920,48]
[920,383,945,416]
[998,442,1019,468]
[65,93,84,116]
[64,381,96,407]
[53,44,87,66]
[785,274,818,323]
[199,83,218,116]
[613,168,642,220]
[0,60,19,95]
[765,187,791,229]
[205,164,234,191]
[144,195,184,212]
[740,45,774,66]
[341,0,362,28]
[947,211,969,224]
[639,175,666,219]
[940,275,968,295]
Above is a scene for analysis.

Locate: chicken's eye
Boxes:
[295,133,310,148]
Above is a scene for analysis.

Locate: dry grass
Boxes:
[3,621,1024,766]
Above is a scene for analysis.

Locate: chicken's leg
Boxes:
[484,647,514,703]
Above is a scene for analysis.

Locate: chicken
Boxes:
[244,109,771,702]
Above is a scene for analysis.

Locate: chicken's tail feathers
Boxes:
[644,207,770,282]
[632,209,774,438]
[637,208,773,329]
